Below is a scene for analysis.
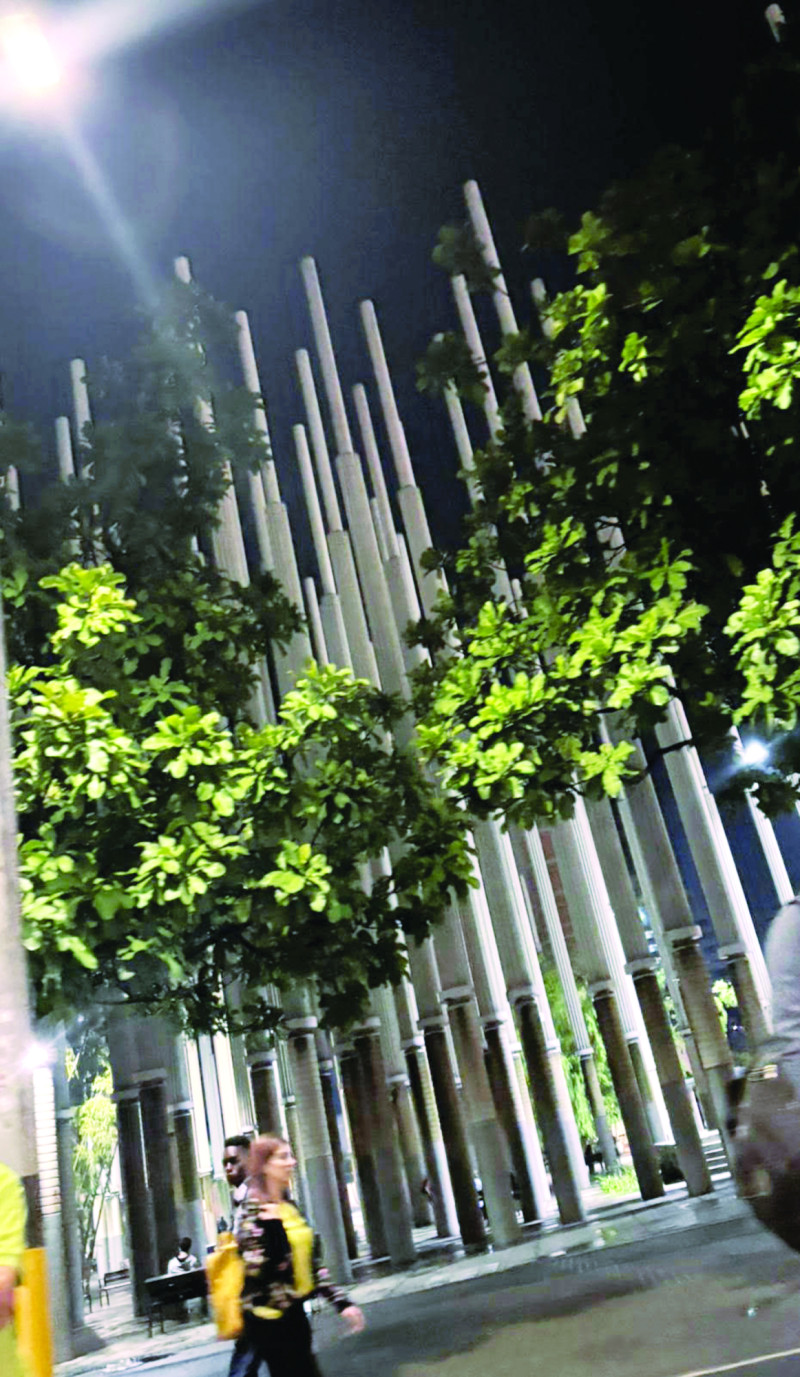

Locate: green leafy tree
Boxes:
[1,283,473,1032]
[542,968,621,1143]
[414,48,800,822]
[10,563,472,1031]
[712,978,739,1033]
[68,1055,118,1270]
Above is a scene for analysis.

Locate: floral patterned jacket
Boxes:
[235,1193,352,1318]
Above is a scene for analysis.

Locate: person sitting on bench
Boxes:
[167,1238,199,1275]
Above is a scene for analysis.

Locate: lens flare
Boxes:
[0,11,62,97]
[0,0,262,303]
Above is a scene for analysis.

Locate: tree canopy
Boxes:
[2,282,472,1032]
[414,46,800,823]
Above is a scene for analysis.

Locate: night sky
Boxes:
[0,0,777,558]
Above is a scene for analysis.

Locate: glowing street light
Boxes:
[0,11,62,100]
[739,739,770,769]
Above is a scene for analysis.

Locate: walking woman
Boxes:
[235,1134,364,1377]
[0,1161,27,1377]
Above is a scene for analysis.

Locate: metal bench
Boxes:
[143,1268,208,1336]
[98,1268,130,1306]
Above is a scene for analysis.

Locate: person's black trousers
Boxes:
[242,1303,323,1377]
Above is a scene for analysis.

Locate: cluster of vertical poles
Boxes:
[29,180,791,1333]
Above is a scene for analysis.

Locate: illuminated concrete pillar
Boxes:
[336,1040,387,1258]
[352,1020,416,1265]
[139,1078,179,1272]
[392,979,458,1238]
[106,1009,157,1313]
[457,863,553,1218]
[654,699,771,1044]
[516,826,616,1172]
[247,1045,283,1134]
[608,731,736,1150]
[584,794,712,1195]
[463,179,542,423]
[283,994,352,1285]
[472,821,585,1223]
[406,937,486,1248]
[548,818,664,1201]
[434,908,521,1247]
[114,1092,156,1314]
[372,987,432,1228]
[315,1032,358,1260]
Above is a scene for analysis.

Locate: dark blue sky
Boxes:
[0,0,770,557]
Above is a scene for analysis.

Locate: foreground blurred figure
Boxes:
[0,1161,26,1377]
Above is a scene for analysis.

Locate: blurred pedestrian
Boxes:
[0,1161,26,1377]
[167,1237,198,1274]
[220,1137,258,1377]
[583,1141,602,1175]
[223,1136,253,1234]
[765,895,800,1093]
[235,1133,364,1377]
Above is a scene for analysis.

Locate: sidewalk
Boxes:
[56,1177,748,1376]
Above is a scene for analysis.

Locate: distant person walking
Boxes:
[0,1161,27,1377]
[235,1134,364,1377]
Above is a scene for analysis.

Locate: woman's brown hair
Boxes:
[246,1134,289,1198]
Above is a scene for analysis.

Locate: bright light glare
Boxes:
[1,13,62,97]
[22,1040,56,1071]
[740,739,770,768]
[57,0,259,68]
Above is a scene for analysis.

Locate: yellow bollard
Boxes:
[14,1248,53,1377]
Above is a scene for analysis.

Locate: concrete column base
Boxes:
[633,969,713,1197]
[726,951,770,1050]
[115,1096,157,1315]
[447,1000,521,1248]
[515,998,584,1224]
[318,1056,359,1260]
[579,1052,618,1172]
[423,1024,486,1247]
[404,1044,459,1238]
[140,1078,179,1273]
[390,1078,433,1228]
[483,1023,538,1223]
[286,1027,352,1285]
[173,1107,208,1249]
[338,1047,388,1259]
[353,1029,416,1266]
[668,937,735,1161]
[591,988,664,1200]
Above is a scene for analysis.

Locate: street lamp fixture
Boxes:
[739,739,770,769]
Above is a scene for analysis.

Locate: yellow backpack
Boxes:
[205,1233,245,1341]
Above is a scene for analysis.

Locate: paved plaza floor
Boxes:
[56,1173,782,1377]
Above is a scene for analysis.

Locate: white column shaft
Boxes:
[300,260,353,457]
[303,578,328,663]
[463,180,542,423]
[296,349,343,532]
[353,383,400,559]
[655,699,771,1012]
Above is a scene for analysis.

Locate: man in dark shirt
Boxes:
[221,1136,259,1377]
